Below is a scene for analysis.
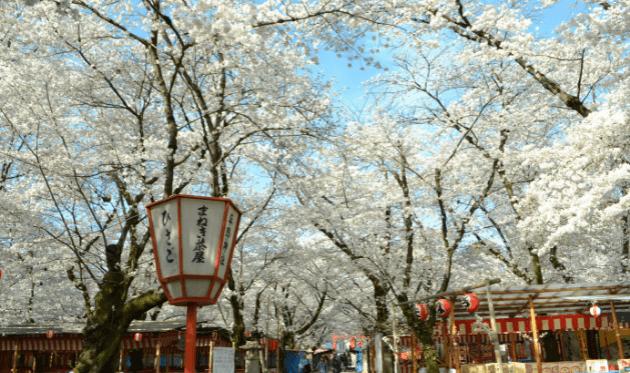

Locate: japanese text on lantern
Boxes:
[192,205,208,263]
[150,200,179,278]
[162,210,175,263]
[219,212,235,266]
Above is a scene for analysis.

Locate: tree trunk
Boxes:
[278,336,286,373]
[367,344,371,373]
[529,251,544,284]
[372,279,390,333]
[397,295,440,373]
[74,267,166,373]
[75,324,128,373]
[227,271,247,349]
[623,214,630,274]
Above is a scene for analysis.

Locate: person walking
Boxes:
[302,361,312,373]
[316,356,329,373]
[331,354,341,373]
[340,354,348,371]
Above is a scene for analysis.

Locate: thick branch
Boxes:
[414,13,593,117]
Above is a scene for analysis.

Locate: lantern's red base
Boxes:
[185,304,197,373]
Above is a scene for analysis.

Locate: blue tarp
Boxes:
[285,351,301,373]
[356,352,362,372]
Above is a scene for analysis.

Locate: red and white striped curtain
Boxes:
[0,339,84,351]
[434,314,613,336]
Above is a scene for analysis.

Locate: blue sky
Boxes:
[311,0,583,112]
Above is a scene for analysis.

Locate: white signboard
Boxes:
[586,360,609,373]
[212,347,235,373]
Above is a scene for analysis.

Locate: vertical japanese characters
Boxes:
[150,200,179,280]
[220,212,235,267]
[193,206,208,263]
[162,210,175,263]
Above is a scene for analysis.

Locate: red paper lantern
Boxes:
[212,332,218,341]
[350,337,356,349]
[245,330,251,337]
[414,304,430,320]
[462,293,480,312]
[134,333,142,341]
[590,305,602,317]
[46,330,54,339]
[436,299,452,317]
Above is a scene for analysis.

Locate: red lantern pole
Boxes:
[147,196,243,373]
[185,304,197,373]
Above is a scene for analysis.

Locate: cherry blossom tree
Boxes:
[4,1,630,373]
[335,0,630,367]
[0,0,370,371]
[379,0,630,281]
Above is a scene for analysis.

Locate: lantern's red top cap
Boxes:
[145,195,242,215]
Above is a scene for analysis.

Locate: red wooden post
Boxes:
[185,304,197,373]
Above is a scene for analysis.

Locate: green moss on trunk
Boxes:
[74,282,167,373]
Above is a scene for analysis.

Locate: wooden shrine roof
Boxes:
[0,320,214,336]
[0,324,81,336]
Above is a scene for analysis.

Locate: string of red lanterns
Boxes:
[412,293,483,320]
[414,293,604,322]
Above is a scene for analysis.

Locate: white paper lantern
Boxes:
[147,195,242,306]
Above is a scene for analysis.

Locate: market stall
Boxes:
[393,281,630,373]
